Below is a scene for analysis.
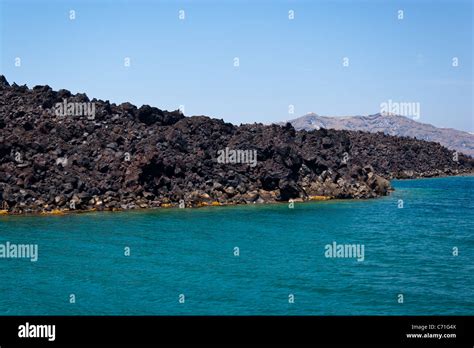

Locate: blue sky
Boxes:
[1,0,472,131]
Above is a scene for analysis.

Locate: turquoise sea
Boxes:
[0,176,472,315]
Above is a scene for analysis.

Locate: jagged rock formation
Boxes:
[0,76,472,214]
[286,112,474,157]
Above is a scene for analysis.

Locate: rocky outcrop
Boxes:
[0,76,472,214]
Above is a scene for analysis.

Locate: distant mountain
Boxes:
[285,113,474,157]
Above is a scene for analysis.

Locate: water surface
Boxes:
[0,176,472,315]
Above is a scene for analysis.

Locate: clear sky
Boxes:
[1,0,472,132]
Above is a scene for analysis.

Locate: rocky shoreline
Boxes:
[1,76,473,215]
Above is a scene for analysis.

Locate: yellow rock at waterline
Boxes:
[161,203,172,208]
[309,195,332,201]
[0,210,8,215]
[211,201,221,206]
[50,209,65,215]
[196,202,209,207]
[40,209,65,215]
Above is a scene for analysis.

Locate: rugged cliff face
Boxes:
[0,76,472,214]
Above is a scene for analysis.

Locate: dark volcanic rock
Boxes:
[137,105,184,126]
[0,76,10,87]
[0,75,473,214]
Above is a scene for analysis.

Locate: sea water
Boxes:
[0,176,472,315]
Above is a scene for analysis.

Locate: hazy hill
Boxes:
[286,113,474,157]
